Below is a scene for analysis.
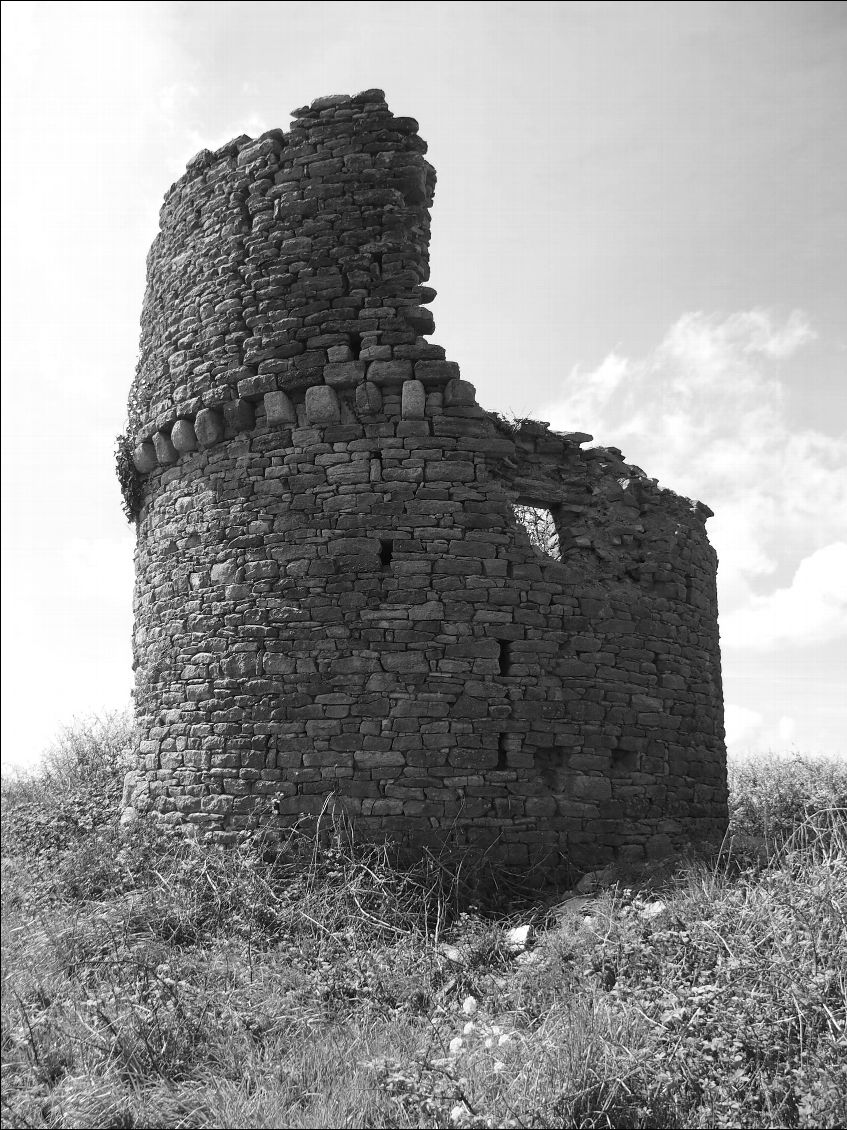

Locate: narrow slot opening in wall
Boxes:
[379,539,393,570]
[498,640,511,676]
[497,733,508,770]
[512,503,562,560]
[349,331,362,360]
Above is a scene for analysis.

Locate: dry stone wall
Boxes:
[122,91,727,873]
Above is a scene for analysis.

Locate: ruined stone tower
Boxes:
[121,90,727,871]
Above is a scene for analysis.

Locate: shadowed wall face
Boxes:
[124,91,727,872]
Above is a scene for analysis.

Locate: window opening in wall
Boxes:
[379,539,393,570]
[371,449,384,482]
[512,503,561,560]
[497,733,509,770]
[498,640,511,676]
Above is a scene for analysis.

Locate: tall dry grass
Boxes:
[2,725,845,1129]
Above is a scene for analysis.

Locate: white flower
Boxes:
[462,995,478,1015]
[448,1036,464,1055]
[463,1021,476,1035]
[450,1104,466,1123]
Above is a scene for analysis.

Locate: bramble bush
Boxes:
[728,752,847,846]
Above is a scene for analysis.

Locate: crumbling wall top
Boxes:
[129,90,437,441]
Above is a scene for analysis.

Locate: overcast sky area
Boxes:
[1,0,845,768]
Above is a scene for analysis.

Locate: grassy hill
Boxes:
[2,717,845,1129]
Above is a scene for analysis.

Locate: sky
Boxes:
[1,0,845,767]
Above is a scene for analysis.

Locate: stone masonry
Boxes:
[121,90,727,872]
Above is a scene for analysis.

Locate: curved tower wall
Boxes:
[123,91,727,870]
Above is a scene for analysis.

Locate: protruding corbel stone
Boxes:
[132,441,157,473]
[305,385,341,425]
[355,381,382,416]
[401,379,426,419]
[194,407,224,448]
[224,398,255,435]
[171,419,198,453]
[444,377,477,407]
[153,429,178,465]
[264,390,297,426]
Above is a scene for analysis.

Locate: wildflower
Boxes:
[449,1036,464,1054]
[462,995,478,1015]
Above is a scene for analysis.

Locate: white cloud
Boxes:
[725,703,765,747]
[725,707,800,757]
[185,112,272,156]
[721,543,847,650]
[663,308,815,369]
[1,533,135,769]
[158,79,201,138]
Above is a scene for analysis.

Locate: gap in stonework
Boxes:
[497,733,509,770]
[612,747,639,771]
[512,503,562,560]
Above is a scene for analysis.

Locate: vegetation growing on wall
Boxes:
[114,433,143,521]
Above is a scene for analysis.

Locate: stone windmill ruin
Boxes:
[120,90,727,873]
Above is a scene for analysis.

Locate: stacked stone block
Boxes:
[123,92,727,872]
